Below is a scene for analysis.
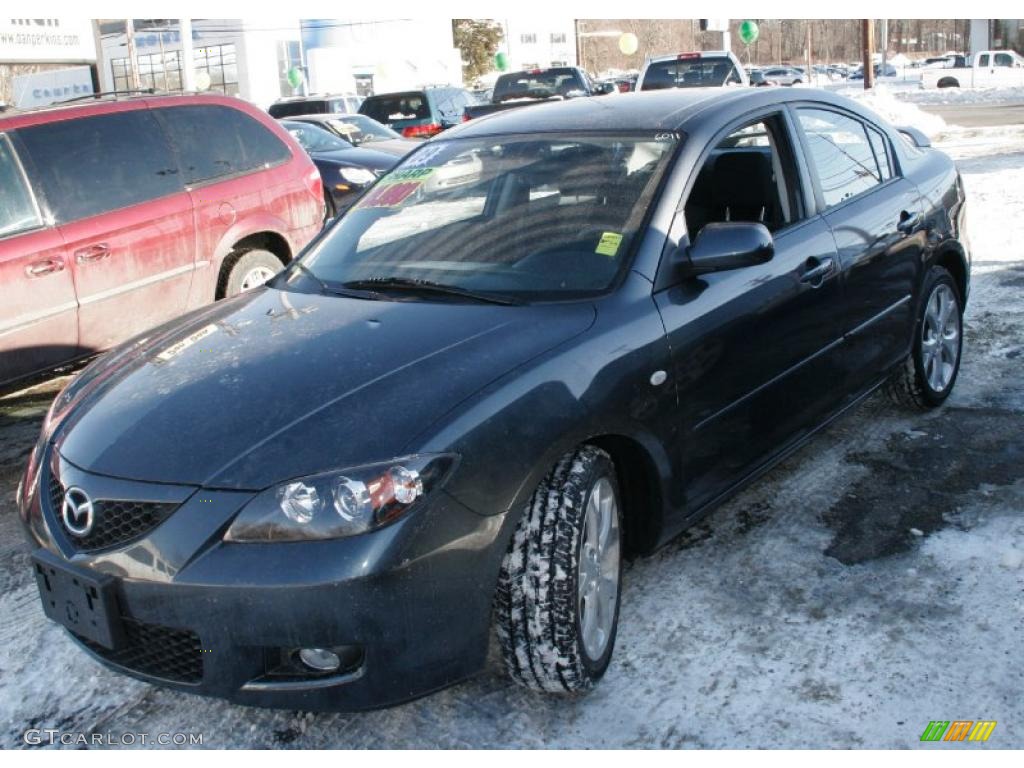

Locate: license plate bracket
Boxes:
[32,549,124,650]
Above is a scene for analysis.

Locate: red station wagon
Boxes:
[0,93,324,390]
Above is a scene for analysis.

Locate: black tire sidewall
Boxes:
[572,454,623,678]
[912,267,963,406]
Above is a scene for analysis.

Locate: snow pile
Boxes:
[840,86,947,137]
[902,85,1024,105]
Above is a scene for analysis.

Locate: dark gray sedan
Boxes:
[20,87,968,710]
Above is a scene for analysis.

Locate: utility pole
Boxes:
[880,19,888,80]
[125,18,140,90]
[805,22,813,84]
[862,19,875,89]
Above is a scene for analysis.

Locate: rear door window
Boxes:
[0,134,42,237]
[797,108,884,208]
[18,110,182,223]
[157,105,291,184]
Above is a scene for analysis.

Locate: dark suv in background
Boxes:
[358,87,477,138]
[0,93,324,390]
[268,94,363,119]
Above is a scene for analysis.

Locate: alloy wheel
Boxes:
[921,283,961,392]
[578,476,621,661]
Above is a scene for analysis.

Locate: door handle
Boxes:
[897,210,922,234]
[25,258,65,278]
[74,243,111,264]
[799,256,835,286]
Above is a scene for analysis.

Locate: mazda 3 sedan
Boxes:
[19,88,969,711]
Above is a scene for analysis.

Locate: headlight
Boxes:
[224,454,456,542]
[338,166,376,185]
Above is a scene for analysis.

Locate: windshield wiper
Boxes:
[341,277,523,306]
[289,262,381,299]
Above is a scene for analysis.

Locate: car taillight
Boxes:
[402,123,443,138]
[305,166,323,202]
[462,113,472,122]
[677,52,701,60]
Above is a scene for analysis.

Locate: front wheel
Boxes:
[495,445,622,693]
[886,266,963,409]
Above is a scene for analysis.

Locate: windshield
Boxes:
[282,121,352,152]
[324,114,401,144]
[360,92,430,123]
[641,57,742,89]
[493,69,584,102]
[284,133,679,301]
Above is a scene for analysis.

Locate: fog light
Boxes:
[298,647,341,672]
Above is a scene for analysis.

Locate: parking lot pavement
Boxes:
[2,129,1023,749]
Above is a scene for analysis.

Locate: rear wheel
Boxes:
[886,266,963,409]
[221,249,284,298]
[495,445,622,693]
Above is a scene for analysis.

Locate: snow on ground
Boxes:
[900,86,1024,105]
[842,86,948,137]
[1,123,1023,750]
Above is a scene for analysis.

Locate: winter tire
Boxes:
[221,249,284,298]
[495,445,623,693]
[886,265,963,409]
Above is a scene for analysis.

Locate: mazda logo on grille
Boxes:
[61,487,94,537]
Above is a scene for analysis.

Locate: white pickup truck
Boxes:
[920,49,1024,89]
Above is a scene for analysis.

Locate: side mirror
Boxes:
[596,82,616,95]
[682,222,774,276]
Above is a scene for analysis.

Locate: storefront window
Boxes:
[114,43,239,96]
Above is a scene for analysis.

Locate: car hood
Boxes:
[311,146,398,174]
[54,287,595,489]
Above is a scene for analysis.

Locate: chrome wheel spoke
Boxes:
[921,284,960,392]
[578,475,621,660]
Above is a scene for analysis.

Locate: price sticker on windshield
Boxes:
[356,167,435,209]
[596,232,623,257]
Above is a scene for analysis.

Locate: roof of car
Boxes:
[0,92,257,130]
[447,88,857,139]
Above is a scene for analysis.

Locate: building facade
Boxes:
[499,19,578,71]
[1,18,96,108]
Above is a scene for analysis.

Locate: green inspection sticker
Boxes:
[596,231,623,257]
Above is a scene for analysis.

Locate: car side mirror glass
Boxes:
[682,222,774,276]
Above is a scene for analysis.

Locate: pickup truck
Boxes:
[920,49,1024,89]
[463,67,614,120]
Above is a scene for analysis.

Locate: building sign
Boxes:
[0,19,95,63]
[12,66,94,108]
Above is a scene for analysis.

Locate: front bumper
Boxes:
[20,447,510,711]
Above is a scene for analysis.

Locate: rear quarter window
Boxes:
[18,109,182,223]
[156,104,291,184]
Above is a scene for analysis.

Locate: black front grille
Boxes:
[48,477,177,552]
[77,618,204,684]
